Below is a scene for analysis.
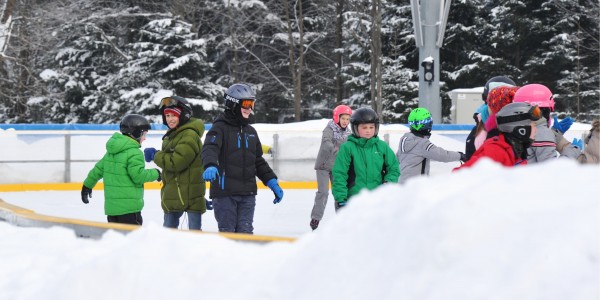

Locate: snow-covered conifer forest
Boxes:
[0,0,598,124]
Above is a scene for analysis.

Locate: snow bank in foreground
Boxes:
[1,159,598,300]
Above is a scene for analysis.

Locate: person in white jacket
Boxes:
[397,108,466,185]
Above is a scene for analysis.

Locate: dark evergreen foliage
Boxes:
[0,0,597,124]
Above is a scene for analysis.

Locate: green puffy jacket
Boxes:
[332,135,400,202]
[84,133,159,216]
[154,118,206,214]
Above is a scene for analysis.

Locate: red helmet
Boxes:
[333,105,352,124]
[512,84,555,111]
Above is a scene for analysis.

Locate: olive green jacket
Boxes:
[154,118,206,213]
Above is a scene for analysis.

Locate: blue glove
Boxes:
[205,198,213,210]
[572,138,583,149]
[203,166,219,181]
[552,115,573,134]
[144,148,157,162]
[266,178,283,204]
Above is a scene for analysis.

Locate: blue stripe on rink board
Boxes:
[0,124,215,131]
[0,123,476,131]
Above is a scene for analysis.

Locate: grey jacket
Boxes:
[528,118,580,163]
[396,132,462,184]
[314,120,351,171]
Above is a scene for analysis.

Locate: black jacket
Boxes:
[201,111,276,198]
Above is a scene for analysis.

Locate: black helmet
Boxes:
[224,83,256,111]
[350,107,380,138]
[120,114,151,142]
[159,95,193,125]
[483,76,516,102]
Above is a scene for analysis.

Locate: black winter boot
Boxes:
[310,219,320,230]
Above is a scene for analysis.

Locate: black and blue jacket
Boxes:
[201,111,276,198]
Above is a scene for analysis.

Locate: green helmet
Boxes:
[408,108,433,132]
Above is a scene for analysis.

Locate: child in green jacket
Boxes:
[332,108,400,210]
[81,114,161,225]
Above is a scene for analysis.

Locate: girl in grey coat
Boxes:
[397,108,465,185]
[528,117,581,162]
[310,105,352,230]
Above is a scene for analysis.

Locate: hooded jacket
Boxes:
[84,133,159,216]
[332,135,399,202]
[201,111,276,198]
[154,118,206,214]
[314,120,352,171]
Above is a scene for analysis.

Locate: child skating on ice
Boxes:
[309,105,352,230]
[81,114,161,225]
[332,107,399,210]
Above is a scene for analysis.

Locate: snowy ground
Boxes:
[1,159,599,300]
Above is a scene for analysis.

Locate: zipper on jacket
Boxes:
[240,126,247,184]
[221,172,225,190]
[175,176,185,206]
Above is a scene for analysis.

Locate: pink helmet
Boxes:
[333,105,352,124]
[512,84,555,111]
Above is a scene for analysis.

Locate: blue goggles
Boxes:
[409,117,433,128]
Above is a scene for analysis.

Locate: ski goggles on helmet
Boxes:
[159,97,181,109]
[529,105,542,121]
[497,105,542,124]
[409,116,432,129]
[240,99,255,110]
[526,105,542,121]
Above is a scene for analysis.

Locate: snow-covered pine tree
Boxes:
[544,0,599,120]
[38,4,221,123]
[380,0,418,123]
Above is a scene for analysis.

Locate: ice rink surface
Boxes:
[2,188,334,238]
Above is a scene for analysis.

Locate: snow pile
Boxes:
[0,159,598,300]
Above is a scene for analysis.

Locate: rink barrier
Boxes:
[0,123,475,183]
[0,198,296,243]
[0,181,319,192]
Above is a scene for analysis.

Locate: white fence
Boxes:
[1,120,589,184]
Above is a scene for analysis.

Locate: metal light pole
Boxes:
[411,0,451,122]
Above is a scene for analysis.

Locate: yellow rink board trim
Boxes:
[0,181,319,192]
[0,199,296,243]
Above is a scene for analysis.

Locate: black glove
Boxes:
[334,200,347,210]
[205,198,213,210]
[81,186,92,204]
[458,151,467,163]
[155,168,162,182]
